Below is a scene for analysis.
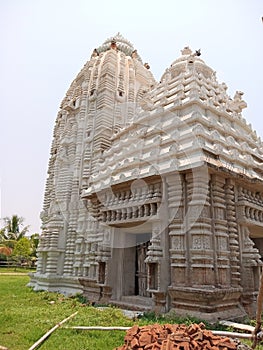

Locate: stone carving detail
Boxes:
[167,173,186,286]
[97,182,162,224]
[225,180,241,286]
[210,175,230,286]
[236,187,263,227]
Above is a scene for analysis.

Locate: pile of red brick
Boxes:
[115,323,245,350]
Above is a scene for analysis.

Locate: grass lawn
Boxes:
[0,273,261,349]
[0,274,132,350]
[0,266,35,274]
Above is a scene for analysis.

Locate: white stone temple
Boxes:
[29,33,263,321]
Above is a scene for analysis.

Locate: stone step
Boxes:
[110,296,153,312]
[121,295,153,306]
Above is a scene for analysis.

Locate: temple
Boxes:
[29,33,263,321]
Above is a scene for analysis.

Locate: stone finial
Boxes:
[181,46,192,55]
[131,50,138,59]
[91,48,99,58]
[110,40,117,50]
[144,63,150,69]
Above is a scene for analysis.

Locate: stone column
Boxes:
[96,226,112,303]
[210,174,230,286]
[44,215,64,275]
[146,221,163,289]
[35,229,48,274]
[225,179,241,286]
[63,214,78,275]
[185,170,213,287]
[166,173,187,286]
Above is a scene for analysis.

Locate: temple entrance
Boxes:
[110,230,152,301]
[135,241,150,297]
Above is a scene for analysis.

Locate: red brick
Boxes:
[130,336,140,348]
[116,323,240,350]
[139,332,152,347]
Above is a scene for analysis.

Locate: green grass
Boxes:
[0,266,36,274]
[0,274,261,349]
[0,275,132,349]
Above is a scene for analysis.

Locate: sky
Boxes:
[0,0,262,235]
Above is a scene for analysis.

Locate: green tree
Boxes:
[0,215,30,262]
[12,237,31,265]
[29,233,39,266]
[3,215,29,241]
[29,233,39,254]
[0,227,13,262]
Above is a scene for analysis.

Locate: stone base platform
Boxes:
[110,295,153,312]
[28,273,83,295]
[168,286,247,322]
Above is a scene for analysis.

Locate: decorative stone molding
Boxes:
[236,187,263,227]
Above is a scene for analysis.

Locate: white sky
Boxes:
[0,0,262,235]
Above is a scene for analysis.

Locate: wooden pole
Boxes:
[219,320,254,333]
[28,311,78,350]
[65,326,130,331]
[65,326,253,340]
[211,330,252,340]
[63,326,131,331]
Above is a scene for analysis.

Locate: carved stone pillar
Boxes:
[185,170,213,287]
[73,236,85,276]
[146,222,163,297]
[225,179,241,286]
[146,223,163,263]
[35,229,48,274]
[96,227,113,303]
[211,174,230,286]
[45,251,60,275]
[167,173,187,286]
[44,215,64,275]
[63,226,77,275]
[152,291,167,314]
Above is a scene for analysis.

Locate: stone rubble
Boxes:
[115,323,252,350]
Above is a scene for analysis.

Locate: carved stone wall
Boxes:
[167,170,263,319]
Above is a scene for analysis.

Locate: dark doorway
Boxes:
[135,240,150,296]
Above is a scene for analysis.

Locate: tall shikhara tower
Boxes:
[30,34,263,321]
